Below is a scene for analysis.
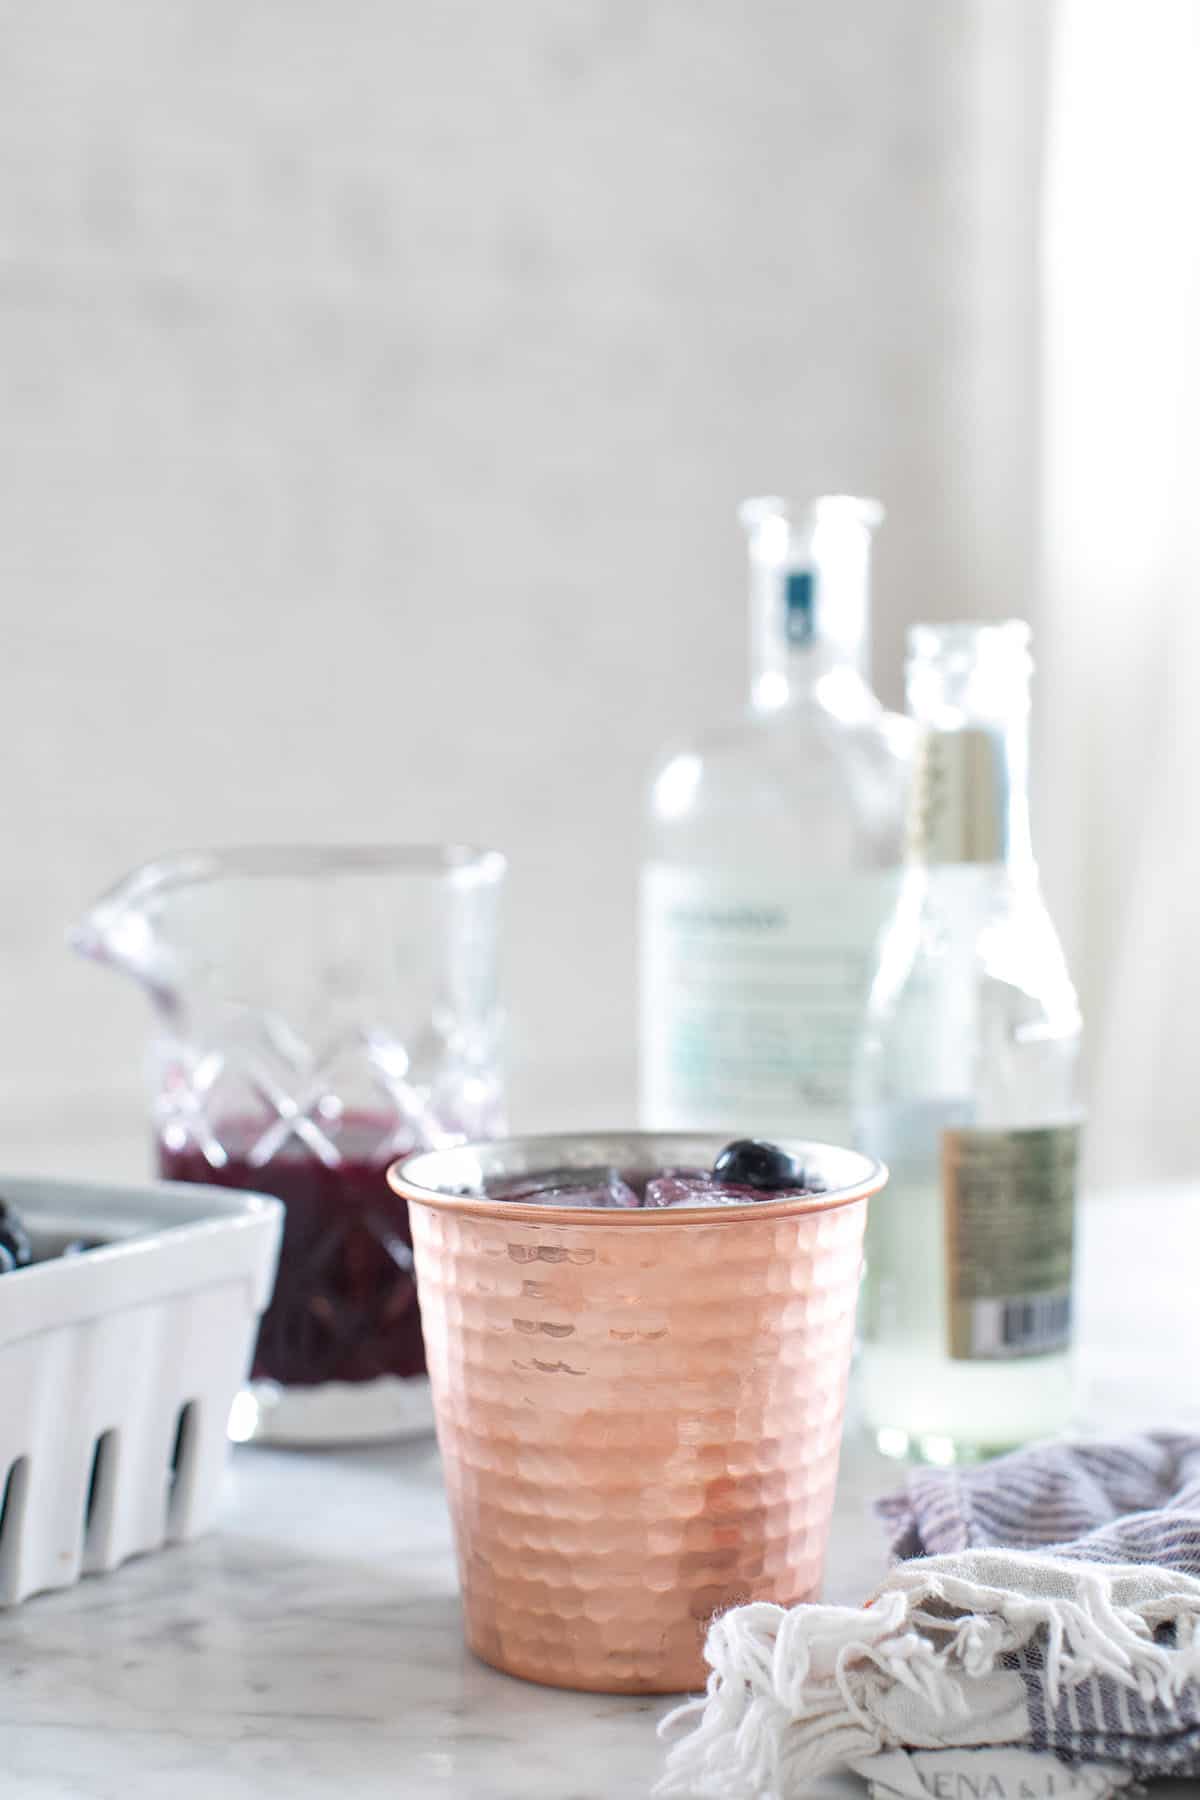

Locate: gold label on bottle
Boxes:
[908,726,1007,863]
[942,1125,1079,1359]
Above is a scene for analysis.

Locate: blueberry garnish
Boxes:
[712,1139,804,1193]
[0,1199,31,1271]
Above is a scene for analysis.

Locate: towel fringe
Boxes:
[655,1559,1200,1800]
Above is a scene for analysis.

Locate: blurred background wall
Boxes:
[2,2,1048,1169]
[1041,0,1200,1184]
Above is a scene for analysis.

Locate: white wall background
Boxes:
[1041,0,1200,1184]
[0,0,1046,1170]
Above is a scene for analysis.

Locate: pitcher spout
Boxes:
[68,853,214,1000]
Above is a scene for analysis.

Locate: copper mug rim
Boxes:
[388,1130,887,1227]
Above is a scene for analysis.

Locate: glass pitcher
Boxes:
[72,845,506,1446]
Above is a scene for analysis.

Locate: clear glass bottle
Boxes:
[639,495,910,1144]
[856,622,1082,1462]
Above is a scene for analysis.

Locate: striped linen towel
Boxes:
[657,1434,1200,1800]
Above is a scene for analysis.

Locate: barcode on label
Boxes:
[969,1291,1071,1358]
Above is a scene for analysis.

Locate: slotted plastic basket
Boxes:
[0,1174,282,1605]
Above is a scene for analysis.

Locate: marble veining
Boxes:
[0,1431,885,1800]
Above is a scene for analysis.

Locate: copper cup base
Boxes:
[467,1633,703,1696]
[466,1583,821,1694]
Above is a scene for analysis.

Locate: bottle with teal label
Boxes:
[639,495,911,1145]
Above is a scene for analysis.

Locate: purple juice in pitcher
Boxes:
[159,1116,424,1388]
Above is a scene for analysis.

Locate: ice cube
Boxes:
[629,1166,702,1204]
[645,1174,784,1209]
[644,1174,707,1208]
[487,1166,640,1208]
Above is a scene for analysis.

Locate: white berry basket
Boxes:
[0,1173,282,1606]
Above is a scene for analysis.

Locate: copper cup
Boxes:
[389,1132,886,1695]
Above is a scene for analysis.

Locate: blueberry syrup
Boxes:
[159,1117,424,1388]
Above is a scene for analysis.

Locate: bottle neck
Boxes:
[743,498,879,711]
[906,711,1035,873]
[750,571,869,709]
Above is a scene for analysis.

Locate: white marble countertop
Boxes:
[0,1431,893,1800]
[1,1184,1198,1800]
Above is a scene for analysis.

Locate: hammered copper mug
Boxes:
[389,1132,886,1694]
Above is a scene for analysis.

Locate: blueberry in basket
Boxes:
[0,1199,104,1270]
[0,1198,32,1273]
